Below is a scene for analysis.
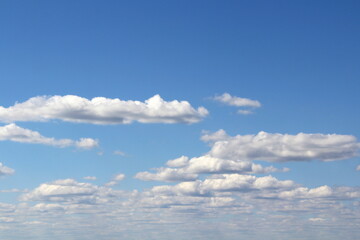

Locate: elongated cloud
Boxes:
[0,124,98,149]
[0,95,208,124]
[202,130,360,162]
[0,163,14,176]
[21,179,116,204]
[135,155,286,182]
[151,174,296,196]
[214,93,261,107]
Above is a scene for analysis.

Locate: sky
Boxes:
[0,0,360,239]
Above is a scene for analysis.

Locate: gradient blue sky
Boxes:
[0,1,360,239]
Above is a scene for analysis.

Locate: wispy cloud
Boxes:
[0,124,98,149]
[213,93,261,115]
[83,176,97,181]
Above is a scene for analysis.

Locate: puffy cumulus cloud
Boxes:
[105,173,125,186]
[75,138,99,149]
[214,93,261,108]
[274,186,360,201]
[0,124,98,149]
[0,162,14,176]
[182,155,287,174]
[20,179,116,204]
[203,130,360,162]
[135,167,198,182]
[0,94,208,124]
[7,175,360,240]
[127,191,239,209]
[277,186,334,199]
[136,155,287,182]
[151,174,295,196]
[166,155,189,167]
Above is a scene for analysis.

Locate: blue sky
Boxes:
[0,1,360,239]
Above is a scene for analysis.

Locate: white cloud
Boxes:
[83,176,97,181]
[183,155,286,174]
[0,163,14,176]
[21,179,116,204]
[203,130,360,162]
[0,123,98,149]
[278,186,333,199]
[0,189,26,193]
[214,93,261,108]
[75,138,99,149]
[357,165,360,171]
[137,141,295,182]
[237,109,254,115]
[113,174,125,181]
[105,173,125,186]
[113,150,126,156]
[151,174,295,196]
[136,155,286,182]
[0,94,208,124]
[135,167,198,182]
[166,156,189,167]
[309,217,326,222]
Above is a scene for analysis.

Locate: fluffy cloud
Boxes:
[214,93,261,107]
[357,165,360,171]
[0,94,208,124]
[135,155,287,182]
[202,130,360,162]
[135,167,198,182]
[151,174,295,196]
[276,186,360,200]
[0,163,14,176]
[21,179,116,204]
[0,124,98,149]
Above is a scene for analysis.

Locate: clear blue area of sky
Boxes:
[0,0,359,199]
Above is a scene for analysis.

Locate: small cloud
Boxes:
[104,181,117,187]
[0,188,27,193]
[213,93,261,115]
[83,176,97,181]
[357,165,360,171]
[214,93,261,108]
[0,163,15,176]
[75,138,99,150]
[113,150,126,156]
[237,109,254,115]
[105,173,125,186]
[309,217,326,222]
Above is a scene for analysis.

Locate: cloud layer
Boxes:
[0,95,208,124]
